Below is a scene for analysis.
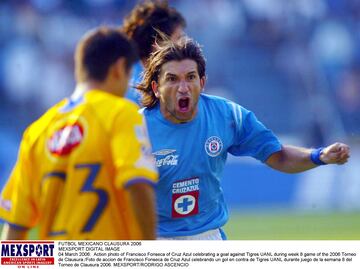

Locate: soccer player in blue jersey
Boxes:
[121,0,186,105]
[136,37,351,240]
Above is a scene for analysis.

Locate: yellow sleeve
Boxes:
[111,104,158,188]
[0,130,39,229]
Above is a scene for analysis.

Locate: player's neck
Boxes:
[72,81,106,99]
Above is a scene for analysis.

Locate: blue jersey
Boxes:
[143,94,282,237]
[125,61,143,106]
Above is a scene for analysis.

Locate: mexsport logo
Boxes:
[1,241,55,266]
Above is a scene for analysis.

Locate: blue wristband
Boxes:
[310,147,327,165]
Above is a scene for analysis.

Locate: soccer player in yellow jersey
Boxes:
[0,26,158,240]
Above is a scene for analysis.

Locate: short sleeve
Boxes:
[228,104,282,162]
[111,105,158,188]
[0,131,38,229]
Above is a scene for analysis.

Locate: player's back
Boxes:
[1,89,156,239]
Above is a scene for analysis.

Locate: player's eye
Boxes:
[188,74,196,80]
[166,76,177,82]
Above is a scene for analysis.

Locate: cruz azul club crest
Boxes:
[204,136,223,157]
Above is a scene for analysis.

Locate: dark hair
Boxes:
[75,26,138,83]
[137,37,206,108]
[122,0,186,60]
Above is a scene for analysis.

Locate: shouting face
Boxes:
[152,59,205,123]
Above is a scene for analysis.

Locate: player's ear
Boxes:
[151,81,160,98]
[200,76,206,91]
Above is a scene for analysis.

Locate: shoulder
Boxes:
[201,93,237,108]
[200,93,248,116]
[24,99,68,147]
[200,94,256,129]
[139,103,159,118]
[87,90,140,117]
[118,99,143,124]
[200,93,228,103]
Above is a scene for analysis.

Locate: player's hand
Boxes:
[320,142,350,165]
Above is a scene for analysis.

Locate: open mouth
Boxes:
[178,97,190,112]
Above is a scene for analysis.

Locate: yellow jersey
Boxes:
[0,90,158,239]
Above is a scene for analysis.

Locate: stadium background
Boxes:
[0,0,359,239]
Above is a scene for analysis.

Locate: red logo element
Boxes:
[172,191,199,218]
[48,123,84,156]
[1,257,54,265]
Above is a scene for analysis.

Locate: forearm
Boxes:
[266,145,318,173]
[266,142,350,173]
[127,182,157,240]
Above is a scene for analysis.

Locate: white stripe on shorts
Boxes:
[157,229,223,240]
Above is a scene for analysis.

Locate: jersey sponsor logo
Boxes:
[47,122,84,156]
[205,136,223,157]
[1,241,55,265]
[153,149,177,156]
[153,149,179,167]
[172,177,199,218]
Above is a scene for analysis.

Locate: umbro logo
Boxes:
[153,149,177,156]
[153,149,178,167]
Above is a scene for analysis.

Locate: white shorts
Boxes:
[157,228,226,240]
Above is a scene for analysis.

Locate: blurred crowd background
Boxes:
[0,0,359,214]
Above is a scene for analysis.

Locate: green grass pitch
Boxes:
[224,210,360,240]
[1,211,359,239]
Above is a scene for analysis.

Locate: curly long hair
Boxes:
[136,37,206,108]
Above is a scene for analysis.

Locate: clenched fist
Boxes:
[320,142,350,165]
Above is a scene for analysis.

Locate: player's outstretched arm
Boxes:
[1,223,28,240]
[265,142,350,173]
[126,181,157,240]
